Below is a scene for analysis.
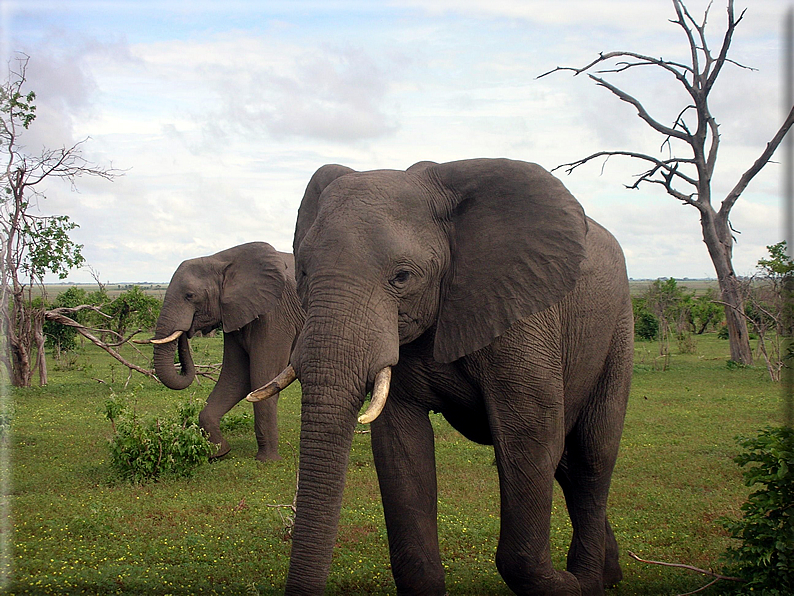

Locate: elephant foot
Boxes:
[255,448,282,462]
[501,567,580,596]
[602,561,622,589]
[209,439,231,460]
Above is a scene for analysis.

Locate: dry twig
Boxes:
[628,551,743,595]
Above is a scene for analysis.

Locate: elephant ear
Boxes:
[294,164,355,254]
[427,158,588,364]
[220,242,289,333]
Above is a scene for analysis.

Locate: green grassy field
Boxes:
[7,333,785,595]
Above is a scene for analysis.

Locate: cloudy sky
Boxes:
[1,0,787,283]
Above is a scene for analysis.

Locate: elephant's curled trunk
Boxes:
[153,332,195,390]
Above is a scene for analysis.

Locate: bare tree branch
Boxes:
[720,103,794,217]
[552,150,700,205]
[538,51,695,91]
[628,551,743,583]
[43,311,156,380]
[588,74,692,141]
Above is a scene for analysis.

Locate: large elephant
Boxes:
[253,158,633,595]
[152,242,304,461]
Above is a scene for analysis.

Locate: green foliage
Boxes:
[721,426,794,595]
[633,297,659,340]
[691,289,724,334]
[636,310,659,341]
[106,285,162,337]
[0,75,36,129]
[22,215,85,280]
[43,287,87,352]
[757,241,794,278]
[42,286,112,353]
[220,409,254,433]
[104,391,215,484]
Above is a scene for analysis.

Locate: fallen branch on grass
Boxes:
[628,551,743,595]
[44,310,157,380]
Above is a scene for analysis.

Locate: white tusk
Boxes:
[246,365,298,403]
[132,338,152,344]
[150,330,184,344]
[358,367,391,424]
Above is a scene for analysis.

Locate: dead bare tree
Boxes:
[0,53,123,386]
[540,0,794,366]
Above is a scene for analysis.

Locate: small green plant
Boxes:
[220,410,254,433]
[720,426,794,595]
[104,391,215,483]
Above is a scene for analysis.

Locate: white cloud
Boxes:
[3,0,785,284]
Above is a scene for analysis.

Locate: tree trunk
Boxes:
[33,308,47,386]
[8,290,32,387]
[700,208,753,365]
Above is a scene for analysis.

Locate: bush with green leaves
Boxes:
[104,392,216,484]
[632,297,659,341]
[721,426,794,595]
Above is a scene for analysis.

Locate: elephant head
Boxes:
[153,242,290,390]
[278,158,588,592]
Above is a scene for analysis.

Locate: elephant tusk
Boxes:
[246,365,298,403]
[132,338,152,344]
[150,330,184,345]
[358,367,391,425]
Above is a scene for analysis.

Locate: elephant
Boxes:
[152,242,304,462]
[250,158,634,595]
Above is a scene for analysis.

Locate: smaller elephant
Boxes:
[151,242,304,461]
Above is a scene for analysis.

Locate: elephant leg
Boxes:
[247,317,294,462]
[603,517,622,587]
[199,334,251,459]
[252,395,280,461]
[471,335,580,595]
[555,450,613,596]
[371,389,445,596]
[556,342,631,595]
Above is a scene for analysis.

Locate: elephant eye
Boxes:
[389,270,411,288]
[185,292,195,301]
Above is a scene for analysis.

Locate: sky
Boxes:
[0,0,788,283]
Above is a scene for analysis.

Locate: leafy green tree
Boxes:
[644,278,686,366]
[739,242,794,381]
[691,289,724,335]
[106,286,161,339]
[43,287,88,352]
[632,296,659,341]
[0,53,119,386]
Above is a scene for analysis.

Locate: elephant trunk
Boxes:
[153,332,195,390]
[285,302,398,593]
[286,381,361,593]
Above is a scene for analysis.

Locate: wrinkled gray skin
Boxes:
[285,159,633,595]
[153,242,304,462]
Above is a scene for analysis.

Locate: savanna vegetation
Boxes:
[8,327,786,594]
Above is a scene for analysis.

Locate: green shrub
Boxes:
[720,426,794,595]
[104,392,215,484]
[635,310,659,341]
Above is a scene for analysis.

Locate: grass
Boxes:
[7,333,785,594]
